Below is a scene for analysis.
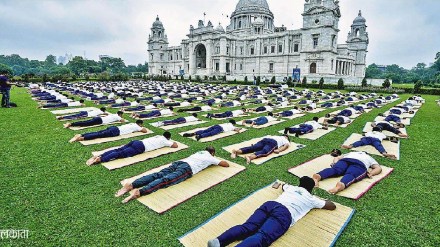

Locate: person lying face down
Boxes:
[115,146,229,203]
[207,176,336,247]
[313,149,383,194]
[177,103,214,113]
[371,121,408,138]
[131,107,174,119]
[63,111,126,129]
[207,108,248,119]
[275,107,303,117]
[341,127,397,160]
[57,107,107,121]
[39,99,85,109]
[86,131,178,166]
[243,112,277,127]
[154,113,199,127]
[69,119,149,143]
[284,117,328,137]
[183,120,242,141]
[230,135,290,164]
[323,115,351,126]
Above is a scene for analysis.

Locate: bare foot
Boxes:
[56,116,62,120]
[341,145,352,149]
[115,183,134,197]
[245,156,252,164]
[63,123,71,129]
[231,150,237,159]
[312,174,321,187]
[328,182,345,194]
[122,189,140,203]
[69,134,81,143]
[86,156,101,166]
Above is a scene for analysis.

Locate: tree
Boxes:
[271,76,276,83]
[44,55,57,68]
[256,76,261,85]
[365,64,383,79]
[361,78,368,87]
[244,76,248,83]
[382,78,391,88]
[0,63,13,75]
[67,56,87,75]
[337,78,344,89]
[319,77,324,89]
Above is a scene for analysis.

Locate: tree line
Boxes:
[0,54,148,82]
[366,52,440,87]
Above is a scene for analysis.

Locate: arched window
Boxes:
[310,63,317,74]
[159,31,162,37]
[195,44,207,69]
[355,29,360,37]
[238,21,242,29]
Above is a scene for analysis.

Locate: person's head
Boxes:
[70,97,75,100]
[313,117,319,122]
[122,97,127,100]
[153,103,158,107]
[100,107,106,112]
[163,131,172,140]
[188,99,193,103]
[396,123,405,128]
[331,149,342,157]
[242,107,247,112]
[372,126,382,132]
[79,99,85,103]
[229,119,237,125]
[294,106,299,110]
[169,106,174,111]
[136,100,140,103]
[208,102,213,106]
[325,113,330,118]
[205,146,216,156]
[268,112,274,117]
[378,113,385,117]
[299,176,315,193]
[117,111,123,116]
[136,120,144,126]
[192,113,198,118]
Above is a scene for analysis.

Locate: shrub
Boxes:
[361,78,368,87]
[414,80,423,94]
[383,78,391,88]
[188,75,192,82]
[256,76,261,85]
[337,78,344,89]
[319,77,324,89]
[244,76,248,83]
[302,76,307,85]
[212,75,217,81]
[271,76,276,83]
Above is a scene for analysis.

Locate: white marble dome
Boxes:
[235,0,270,11]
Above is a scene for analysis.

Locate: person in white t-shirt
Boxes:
[323,115,352,126]
[57,107,108,120]
[183,120,242,141]
[154,113,199,127]
[243,112,278,127]
[284,117,328,136]
[69,119,148,143]
[342,128,397,159]
[276,107,303,117]
[86,131,177,166]
[313,149,383,194]
[231,135,290,164]
[63,111,125,129]
[116,146,229,203]
[207,177,336,247]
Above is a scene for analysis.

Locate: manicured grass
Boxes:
[1,88,439,246]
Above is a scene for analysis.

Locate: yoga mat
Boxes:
[69,120,129,131]
[307,108,326,113]
[50,107,98,115]
[362,122,408,138]
[374,116,411,126]
[223,137,306,165]
[288,155,394,199]
[237,119,286,129]
[93,141,189,170]
[342,133,400,160]
[79,130,153,146]
[179,181,355,246]
[280,113,306,120]
[156,120,207,130]
[180,127,248,143]
[279,127,337,141]
[120,159,245,213]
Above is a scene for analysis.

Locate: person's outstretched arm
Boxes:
[322,200,337,210]
[368,164,382,178]
[274,144,289,154]
[170,142,179,148]
[218,161,229,167]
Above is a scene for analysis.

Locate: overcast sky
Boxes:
[1,0,439,68]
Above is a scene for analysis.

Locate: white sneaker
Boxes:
[207,239,220,247]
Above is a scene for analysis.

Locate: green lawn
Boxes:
[1,88,439,246]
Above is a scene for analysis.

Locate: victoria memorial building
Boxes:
[147,0,369,83]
